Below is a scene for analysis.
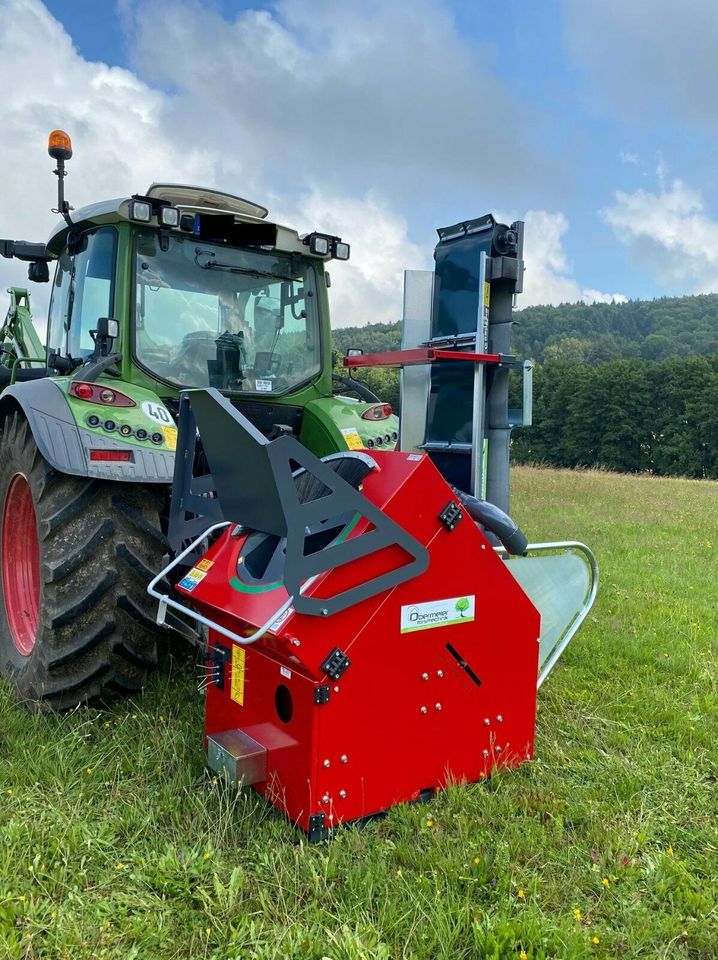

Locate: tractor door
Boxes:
[47,227,118,366]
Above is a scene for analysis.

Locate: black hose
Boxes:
[451,485,528,555]
[332,373,380,403]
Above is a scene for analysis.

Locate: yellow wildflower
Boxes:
[426,818,434,827]
[473,857,481,865]
[517,888,525,899]
[85,767,93,775]
[667,845,674,856]
[572,907,582,921]
[601,877,610,887]
[115,862,125,870]
[592,936,600,944]
[6,789,12,796]
[520,952,528,960]
[203,852,211,861]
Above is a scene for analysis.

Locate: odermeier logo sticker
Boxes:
[400,595,475,633]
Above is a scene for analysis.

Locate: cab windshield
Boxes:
[134,231,321,394]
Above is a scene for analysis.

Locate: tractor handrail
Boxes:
[495,540,599,688]
[147,521,316,647]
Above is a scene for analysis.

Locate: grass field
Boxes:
[1,467,716,959]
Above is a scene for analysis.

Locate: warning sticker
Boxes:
[195,558,214,572]
[231,646,245,705]
[400,595,475,633]
[255,379,273,392]
[280,665,292,680]
[341,427,363,450]
[177,567,207,592]
[162,426,178,451]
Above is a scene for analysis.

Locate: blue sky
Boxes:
[5,0,718,323]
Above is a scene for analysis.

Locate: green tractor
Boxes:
[0,130,396,709]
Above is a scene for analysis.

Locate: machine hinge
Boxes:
[207,643,231,690]
[308,813,330,843]
[314,685,331,705]
[439,500,464,531]
[321,647,351,681]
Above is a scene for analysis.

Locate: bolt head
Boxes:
[420,706,428,714]
[321,793,329,803]
[496,715,503,723]
[495,745,502,754]
[323,759,330,768]
[340,755,348,763]
[422,672,429,681]
[482,749,489,758]
[437,670,443,678]
[435,702,442,711]
[339,790,347,799]
[483,718,490,726]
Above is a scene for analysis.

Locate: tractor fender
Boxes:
[0,379,174,483]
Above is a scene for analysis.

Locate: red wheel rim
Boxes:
[2,473,40,656]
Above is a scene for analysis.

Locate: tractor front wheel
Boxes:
[0,412,166,709]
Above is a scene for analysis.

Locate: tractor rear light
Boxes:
[151,432,163,444]
[136,428,148,440]
[129,200,152,222]
[69,382,135,407]
[87,415,100,427]
[103,420,116,432]
[361,403,392,421]
[89,449,134,462]
[159,205,180,227]
[74,382,93,400]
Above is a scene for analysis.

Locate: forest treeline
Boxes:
[332,293,718,479]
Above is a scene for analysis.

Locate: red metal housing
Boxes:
[178,450,540,837]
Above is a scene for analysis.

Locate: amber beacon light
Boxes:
[48,129,73,161]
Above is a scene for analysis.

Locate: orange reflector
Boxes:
[48,129,73,160]
[89,450,133,462]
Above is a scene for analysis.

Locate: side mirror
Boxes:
[345,347,363,358]
[27,261,50,283]
[89,317,119,359]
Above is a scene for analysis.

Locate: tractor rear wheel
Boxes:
[0,412,166,709]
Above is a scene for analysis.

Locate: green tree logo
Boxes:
[455,597,470,618]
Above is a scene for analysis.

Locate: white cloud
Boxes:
[518,210,626,307]
[283,191,428,328]
[601,174,718,291]
[0,0,434,326]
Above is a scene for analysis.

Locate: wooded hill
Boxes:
[333,292,718,364]
[332,293,718,479]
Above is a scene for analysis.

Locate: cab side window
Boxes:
[68,228,117,359]
[48,227,118,362]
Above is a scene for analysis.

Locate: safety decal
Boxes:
[255,379,273,392]
[178,567,207,592]
[280,666,292,680]
[231,646,246,705]
[270,606,294,632]
[341,427,363,450]
[196,558,214,572]
[162,426,178,451]
[400,595,475,633]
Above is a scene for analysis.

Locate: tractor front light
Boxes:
[159,206,180,227]
[309,234,330,256]
[100,389,116,404]
[129,200,152,222]
[333,241,350,260]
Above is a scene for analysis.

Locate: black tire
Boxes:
[0,412,167,709]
